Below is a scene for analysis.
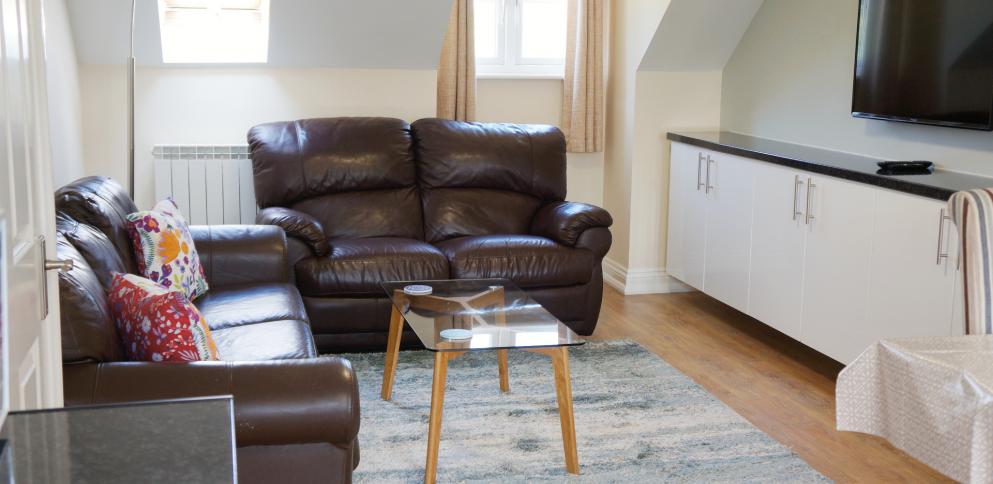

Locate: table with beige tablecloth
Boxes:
[836,336,993,483]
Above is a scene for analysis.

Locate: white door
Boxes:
[0,0,63,412]
[702,152,754,312]
[667,142,708,290]
[800,175,876,364]
[747,163,806,338]
[865,192,957,342]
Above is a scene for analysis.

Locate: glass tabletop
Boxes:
[381,279,585,352]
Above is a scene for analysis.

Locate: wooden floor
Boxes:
[589,286,951,483]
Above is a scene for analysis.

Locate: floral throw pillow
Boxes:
[107,273,219,362]
[127,198,209,300]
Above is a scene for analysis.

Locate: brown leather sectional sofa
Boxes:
[250,117,613,352]
[55,177,360,484]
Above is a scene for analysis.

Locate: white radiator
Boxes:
[152,145,257,225]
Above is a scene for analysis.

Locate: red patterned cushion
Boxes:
[107,273,219,362]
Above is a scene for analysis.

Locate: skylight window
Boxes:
[157,0,270,63]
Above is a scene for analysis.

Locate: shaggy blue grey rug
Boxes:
[343,340,827,483]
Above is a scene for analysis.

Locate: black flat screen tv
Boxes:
[852,0,993,130]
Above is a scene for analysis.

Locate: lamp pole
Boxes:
[127,0,136,197]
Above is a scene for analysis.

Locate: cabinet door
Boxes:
[800,175,876,364]
[666,143,708,290]
[747,163,806,338]
[703,152,754,311]
[665,143,691,281]
[865,192,958,343]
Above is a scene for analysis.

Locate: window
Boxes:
[157,0,270,63]
[475,0,567,78]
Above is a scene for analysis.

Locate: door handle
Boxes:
[936,208,951,265]
[804,178,816,225]
[45,259,73,272]
[792,175,804,221]
[696,153,705,191]
[705,155,715,194]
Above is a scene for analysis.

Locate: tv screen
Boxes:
[852,0,993,130]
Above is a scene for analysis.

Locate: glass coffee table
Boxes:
[380,279,584,483]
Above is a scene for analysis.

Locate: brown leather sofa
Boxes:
[250,117,613,352]
[55,177,360,484]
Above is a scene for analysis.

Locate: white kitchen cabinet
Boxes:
[702,152,754,312]
[799,175,876,364]
[747,162,807,339]
[864,192,958,344]
[666,142,708,290]
[666,141,962,364]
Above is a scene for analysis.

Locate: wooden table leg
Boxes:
[550,347,580,474]
[381,305,404,401]
[497,349,510,393]
[425,351,451,484]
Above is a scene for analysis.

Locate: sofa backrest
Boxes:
[248,117,424,240]
[56,213,125,364]
[55,176,140,273]
[411,118,566,243]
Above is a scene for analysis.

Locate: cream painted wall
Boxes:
[722,0,993,177]
[628,71,722,273]
[42,0,86,188]
[603,0,674,270]
[78,66,605,209]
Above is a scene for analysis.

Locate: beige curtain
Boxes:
[561,0,604,152]
[437,0,476,121]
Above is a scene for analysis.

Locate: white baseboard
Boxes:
[602,258,694,295]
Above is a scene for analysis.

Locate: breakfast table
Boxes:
[836,336,993,483]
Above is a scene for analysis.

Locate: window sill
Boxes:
[477,73,564,80]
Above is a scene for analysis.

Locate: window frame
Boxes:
[476,0,566,79]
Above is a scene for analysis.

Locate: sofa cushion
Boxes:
[411,118,567,243]
[212,320,317,361]
[196,283,308,331]
[107,273,219,362]
[57,212,126,289]
[249,117,423,240]
[57,232,125,363]
[295,238,449,296]
[55,176,140,272]
[127,198,210,300]
[435,235,594,288]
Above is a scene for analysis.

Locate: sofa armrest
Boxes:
[257,208,330,257]
[62,358,360,447]
[190,225,290,287]
[531,201,613,247]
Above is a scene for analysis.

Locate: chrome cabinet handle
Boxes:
[804,178,816,225]
[936,208,951,265]
[705,155,715,194]
[696,153,705,191]
[45,259,74,272]
[792,175,804,221]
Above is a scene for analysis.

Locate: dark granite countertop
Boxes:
[667,131,993,201]
[0,396,236,483]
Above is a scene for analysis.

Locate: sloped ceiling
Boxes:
[639,0,763,71]
[67,0,452,68]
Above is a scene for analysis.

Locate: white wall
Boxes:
[42,0,85,188]
[78,66,605,209]
[722,0,993,177]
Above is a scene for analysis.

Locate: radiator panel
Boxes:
[152,145,256,225]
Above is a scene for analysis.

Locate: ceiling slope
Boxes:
[639,0,763,71]
[67,0,452,68]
